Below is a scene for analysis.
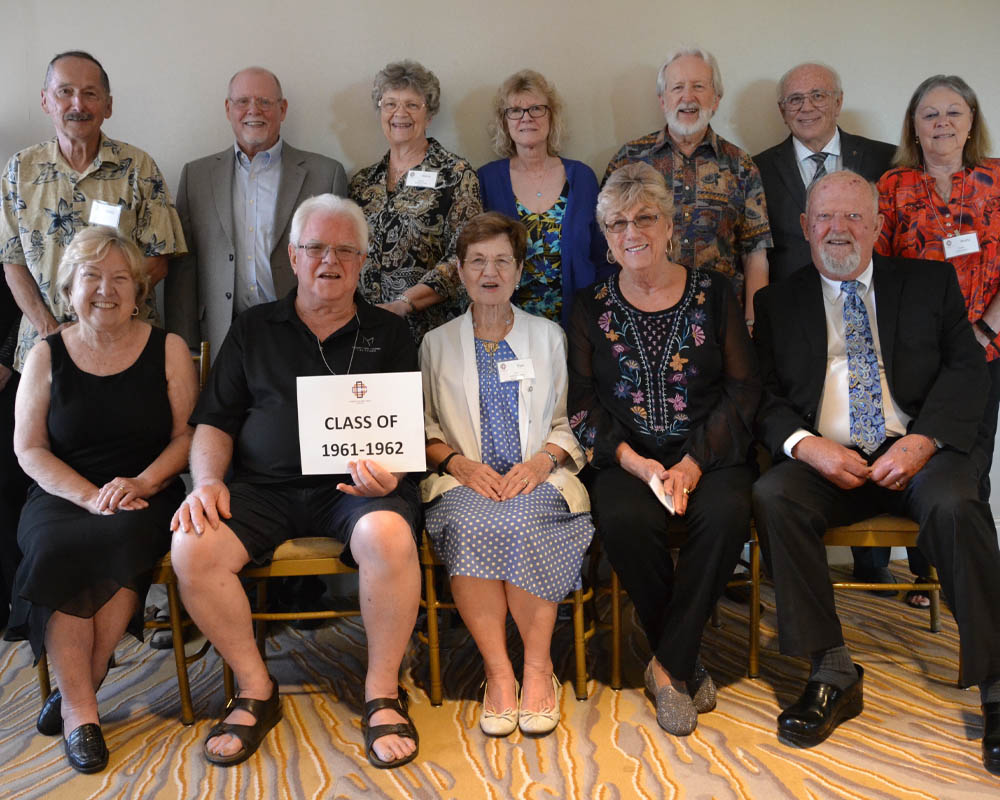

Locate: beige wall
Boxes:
[4,0,1000,514]
[2,0,997,187]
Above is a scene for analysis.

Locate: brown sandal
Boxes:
[204,675,281,766]
[362,687,419,769]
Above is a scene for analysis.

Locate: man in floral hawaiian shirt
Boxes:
[1,50,185,372]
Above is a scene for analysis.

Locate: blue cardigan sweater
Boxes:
[478,157,612,328]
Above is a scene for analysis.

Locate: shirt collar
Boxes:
[268,287,377,333]
[818,258,875,303]
[48,132,117,173]
[653,125,719,157]
[792,128,841,163]
[234,137,283,170]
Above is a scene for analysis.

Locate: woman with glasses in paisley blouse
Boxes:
[568,163,760,737]
[349,60,482,344]
[478,70,609,328]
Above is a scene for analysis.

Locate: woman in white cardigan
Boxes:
[420,212,594,738]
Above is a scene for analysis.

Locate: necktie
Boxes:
[842,280,886,454]
[808,152,830,185]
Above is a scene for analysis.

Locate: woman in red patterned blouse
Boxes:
[876,74,1000,603]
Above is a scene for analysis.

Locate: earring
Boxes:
[667,239,675,259]
[131,305,139,317]
[915,137,919,144]
[606,248,616,264]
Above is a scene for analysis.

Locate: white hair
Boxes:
[656,46,723,98]
[289,194,369,254]
[776,62,843,103]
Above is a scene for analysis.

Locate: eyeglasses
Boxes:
[379,99,426,114]
[462,255,519,272]
[779,89,840,112]
[604,214,661,234]
[229,96,282,111]
[296,243,362,262]
[503,104,550,120]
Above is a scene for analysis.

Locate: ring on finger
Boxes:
[682,487,691,495]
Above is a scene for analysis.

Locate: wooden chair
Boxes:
[417,537,596,705]
[35,343,213,725]
[221,537,362,701]
[592,525,761,689]
[823,514,941,631]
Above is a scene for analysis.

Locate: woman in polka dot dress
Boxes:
[420,212,593,738]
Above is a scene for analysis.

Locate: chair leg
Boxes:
[610,569,622,690]
[37,653,51,702]
[571,588,587,700]
[748,536,760,678]
[165,580,195,725]
[927,565,941,634]
[423,552,442,706]
[254,580,268,660]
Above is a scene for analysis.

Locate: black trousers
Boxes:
[753,450,1000,687]
[588,464,751,680]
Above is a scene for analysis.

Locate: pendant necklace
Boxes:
[316,313,361,374]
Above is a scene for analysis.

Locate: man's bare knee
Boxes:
[350,512,416,567]
[171,523,249,581]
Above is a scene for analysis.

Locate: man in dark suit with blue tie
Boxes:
[752,171,1000,775]
[754,63,898,588]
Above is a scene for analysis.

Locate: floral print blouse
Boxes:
[568,269,760,470]
[876,160,1000,361]
[349,137,482,343]
[514,185,568,321]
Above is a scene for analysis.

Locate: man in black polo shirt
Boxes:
[171,194,422,769]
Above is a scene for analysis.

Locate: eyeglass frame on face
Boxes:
[779,89,841,112]
[503,104,550,121]
[228,95,282,111]
[296,242,363,262]
[378,98,426,114]
[604,213,662,235]
[461,255,520,272]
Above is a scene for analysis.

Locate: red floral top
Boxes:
[876,159,1000,361]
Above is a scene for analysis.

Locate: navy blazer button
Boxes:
[225,292,232,299]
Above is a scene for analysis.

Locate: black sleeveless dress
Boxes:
[5,327,183,660]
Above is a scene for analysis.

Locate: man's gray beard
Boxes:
[666,106,713,138]
[818,247,861,277]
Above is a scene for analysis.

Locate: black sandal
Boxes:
[362,687,419,769]
[204,675,281,766]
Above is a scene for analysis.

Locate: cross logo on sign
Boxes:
[352,380,367,399]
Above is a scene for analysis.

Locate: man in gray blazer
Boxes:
[165,67,347,360]
[754,63,897,589]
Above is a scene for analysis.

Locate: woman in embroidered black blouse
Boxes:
[349,60,483,343]
[568,163,760,737]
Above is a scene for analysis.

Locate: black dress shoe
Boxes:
[64,723,109,773]
[778,665,864,747]
[984,702,1000,775]
[36,690,62,736]
[852,567,897,597]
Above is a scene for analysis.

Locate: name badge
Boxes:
[943,231,980,258]
[405,169,438,188]
[88,200,122,228]
[497,358,534,382]
[296,371,427,474]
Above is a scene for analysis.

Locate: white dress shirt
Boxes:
[784,260,911,457]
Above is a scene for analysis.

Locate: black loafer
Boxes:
[36,690,62,736]
[984,702,1000,775]
[64,723,109,773]
[852,567,897,597]
[778,665,864,747]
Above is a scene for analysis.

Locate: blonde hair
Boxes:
[57,225,148,310]
[488,69,565,157]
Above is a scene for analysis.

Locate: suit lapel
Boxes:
[871,255,901,384]
[796,268,829,401]
[211,150,235,246]
[840,130,865,175]
[273,145,306,256]
[776,136,808,212]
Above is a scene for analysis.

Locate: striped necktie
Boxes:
[808,152,830,185]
